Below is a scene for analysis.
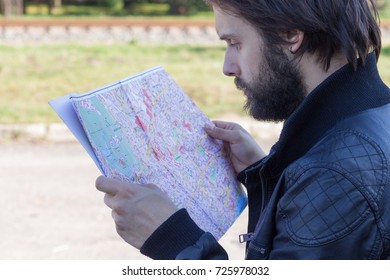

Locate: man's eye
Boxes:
[228,40,240,50]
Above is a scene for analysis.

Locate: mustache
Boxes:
[234,77,249,91]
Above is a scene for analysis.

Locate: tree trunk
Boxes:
[1,0,24,16]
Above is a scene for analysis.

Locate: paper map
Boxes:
[51,66,247,240]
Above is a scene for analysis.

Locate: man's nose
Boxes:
[223,53,240,77]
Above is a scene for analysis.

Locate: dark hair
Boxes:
[205,0,382,71]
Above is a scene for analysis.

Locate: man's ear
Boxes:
[284,30,304,54]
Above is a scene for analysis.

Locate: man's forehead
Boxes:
[214,6,244,38]
[214,6,261,43]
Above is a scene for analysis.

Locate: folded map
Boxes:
[49,66,247,240]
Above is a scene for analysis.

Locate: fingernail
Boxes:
[205,123,213,131]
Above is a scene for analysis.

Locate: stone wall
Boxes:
[1,21,389,45]
[0,24,221,44]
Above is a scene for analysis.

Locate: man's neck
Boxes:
[299,52,349,95]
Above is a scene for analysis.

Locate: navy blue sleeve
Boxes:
[140,208,228,260]
[175,232,228,260]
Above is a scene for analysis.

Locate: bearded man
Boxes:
[96,0,390,259]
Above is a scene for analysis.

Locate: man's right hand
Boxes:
[205,120,266,174]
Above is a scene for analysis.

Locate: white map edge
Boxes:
[48,94,104,174]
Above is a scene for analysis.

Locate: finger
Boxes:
[95,175,121,195]
[205,122,241,143]
[212,120,243,130]
[103,193,114,209]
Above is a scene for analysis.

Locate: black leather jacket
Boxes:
[140,53,390,259]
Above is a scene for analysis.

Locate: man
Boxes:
[96,0,390,259]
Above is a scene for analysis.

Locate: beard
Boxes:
[235,46,307,122]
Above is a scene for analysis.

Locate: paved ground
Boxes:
[0,114,281,260]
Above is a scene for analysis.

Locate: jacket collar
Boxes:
[265,52,390,179]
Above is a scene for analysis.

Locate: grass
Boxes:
[378,1,390,20]
[24,4,166,17]
[24,4,112,17]
[0,43,389,124]
[0,43,243,123]
[21,3,213,19]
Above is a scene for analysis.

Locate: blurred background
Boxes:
[0,0,389,259]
